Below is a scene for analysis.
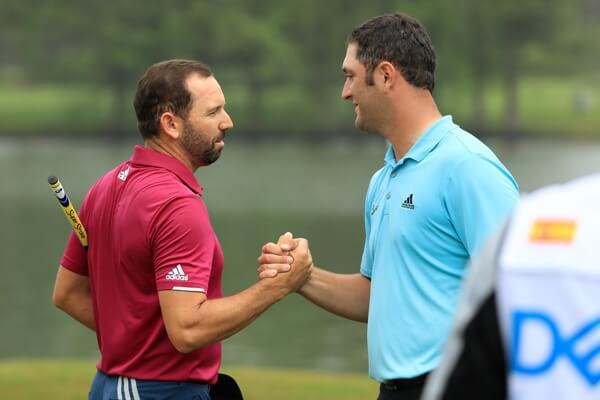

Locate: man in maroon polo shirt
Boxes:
[52,59,313,400]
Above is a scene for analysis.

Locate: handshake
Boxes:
[256,232,314,294]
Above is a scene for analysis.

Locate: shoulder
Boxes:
[129,166,200,205]
[82,162,129,202]
[438,128,517,188]
[149,193,212,247]
[438,126,501,164]
[365,165,388,200]
[368,165,388,188]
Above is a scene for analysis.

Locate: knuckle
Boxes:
[262,242,275,252]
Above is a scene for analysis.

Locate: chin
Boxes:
[356,121,381,136]
[201,150,222,166]
[356,119,370,132]
[355,117,365,130]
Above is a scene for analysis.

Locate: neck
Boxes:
[144,136,196,172]
[385,91,442,161]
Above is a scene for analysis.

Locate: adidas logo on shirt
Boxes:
[166,264,189,281]
[117,167,129,181]
[401,194,415,210]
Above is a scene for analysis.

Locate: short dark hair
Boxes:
[134,59,212,138]
[348,13,436,92]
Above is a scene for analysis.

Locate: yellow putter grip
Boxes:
[48,176,88,247]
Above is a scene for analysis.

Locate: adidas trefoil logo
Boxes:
[401,194,415,210]
[166,264,189,281]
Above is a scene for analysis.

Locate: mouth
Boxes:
[215,133,226,147]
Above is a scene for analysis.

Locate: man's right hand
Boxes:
[256,232,295,279]
[257,232,313,291]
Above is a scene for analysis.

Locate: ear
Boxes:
[376,62,398,89]
[159,112,182,140]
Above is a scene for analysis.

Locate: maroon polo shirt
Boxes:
[61,145,223,383]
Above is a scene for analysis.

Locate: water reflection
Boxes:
[1,137,599,372]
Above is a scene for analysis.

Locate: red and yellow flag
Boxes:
[529,219,577,243]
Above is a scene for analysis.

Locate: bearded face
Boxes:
[180,119,224,167]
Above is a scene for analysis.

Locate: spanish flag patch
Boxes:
[529,219,577,243]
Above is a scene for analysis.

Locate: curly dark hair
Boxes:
[134,59,212,139]
[348,13,436,92]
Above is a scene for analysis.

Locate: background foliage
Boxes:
[1,0,599,138]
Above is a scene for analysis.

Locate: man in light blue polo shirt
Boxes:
[258,13,518,400]
[362,115,518,385]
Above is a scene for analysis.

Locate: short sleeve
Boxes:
[444,155,519,256]
[60,231,89,276]
[359,216,373,278]
[151,195,216,293]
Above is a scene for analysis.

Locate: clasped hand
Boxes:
[256,232,313,291]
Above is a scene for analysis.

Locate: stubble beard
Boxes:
[354,89,385,136]
[181,121,222,167]
[355,108,381,136]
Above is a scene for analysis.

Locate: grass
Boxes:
[435,76,600,137]
[482,77,600,136]
[0,359,377,400]
[0,84,113,134]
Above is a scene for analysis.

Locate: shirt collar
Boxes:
[130,145,203,195]
[384,115,455,167]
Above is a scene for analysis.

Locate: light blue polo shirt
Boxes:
[361,115,519,382]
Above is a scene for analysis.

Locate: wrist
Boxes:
[257,276,290,300]
[297,264,315,296]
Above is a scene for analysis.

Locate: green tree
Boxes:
[3,0,597,138]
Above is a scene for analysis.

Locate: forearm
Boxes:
[299,267,370,322]
[163,237,313,353]
[161,278,290,353]
[55,293,96,331]
[194,280,288,345]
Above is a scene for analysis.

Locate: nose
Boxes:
[221,111,234,131]
[341,80,352,101]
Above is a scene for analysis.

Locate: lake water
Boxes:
[1,136,598,373]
